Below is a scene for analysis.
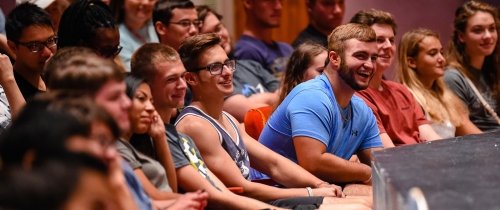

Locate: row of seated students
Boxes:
[0,0,498,209]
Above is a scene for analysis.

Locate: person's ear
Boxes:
[155,21,168,37]
[7,40,18,53]
[458,31,465,43]
[407,56,417,69]
[329,50,340,69]
[183,72,198,86]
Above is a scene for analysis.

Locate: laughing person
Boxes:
[350,9,442,147]
[259,23,383,193]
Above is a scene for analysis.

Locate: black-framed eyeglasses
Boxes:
[18,36,58,53]
[192,60,236,75]
[96,45,123,58]
[169,19,203,28]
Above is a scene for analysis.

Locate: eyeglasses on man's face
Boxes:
[18,36,58,53]
[193,60,236,75]
[170,19,203,28]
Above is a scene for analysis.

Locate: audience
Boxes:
[0,93,137,210]
[176,33,373,209]
[235,0,293,76]
[131,43,287,209]
[292,0,345,48]
[0,1,494,208]
[398,28,482,138]
[444,0,500,131]
[109,0,158,71]
[351,9,442,147]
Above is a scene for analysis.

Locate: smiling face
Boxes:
[411,36,446,82]
[371,23,396,72]
[188,45,234,97]
[150,59,187,109]
[336,38,378,91]
[460,11,497,58]
[303,51,327,81]
[124,0,157,25]
[128,83,155,134]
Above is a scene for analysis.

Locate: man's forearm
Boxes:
[306,154,372,184]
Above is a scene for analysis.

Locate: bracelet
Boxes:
[306,187,313,197]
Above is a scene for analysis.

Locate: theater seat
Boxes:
[244,106,273,140]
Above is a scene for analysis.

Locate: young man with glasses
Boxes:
[175,33,372,209]
[6,2,55,99]
[153,0,201,50]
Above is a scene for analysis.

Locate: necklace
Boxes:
[337,102,352,128]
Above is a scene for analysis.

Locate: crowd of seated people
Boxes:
[0,0,498,209]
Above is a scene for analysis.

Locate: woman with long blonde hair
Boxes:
[444,1,499,131]
[398,28,481,138]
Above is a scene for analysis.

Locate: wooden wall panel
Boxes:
[233,0,309,44]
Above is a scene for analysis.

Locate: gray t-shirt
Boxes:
[444,68,500,131]
[116,139,172,192]
[230,60,280,98]
[165,124,220,191]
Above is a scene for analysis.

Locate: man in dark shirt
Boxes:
[292,0,345,48]
[6,2,55,99]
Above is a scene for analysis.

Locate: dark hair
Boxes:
[0,99,89,167]
[447,1,499,102]
[350,8,397,35]
[279,42,327,105]
[0,154,108,210]
[5,2,54,43]
[196,5,222,22]
[131,43,180,83]
[58,0,116,49]
[44,46,98,81]
[153,0,195,25]
[45,92,121,140]
[109,0,126,23]
[125,74,146,99]
[46,51,125,96]
[178,33,221,72]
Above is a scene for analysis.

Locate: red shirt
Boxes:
[356,80,428,146]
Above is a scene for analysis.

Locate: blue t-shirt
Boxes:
[122,160,154,210]
[259,74,382,162]
[234,35,293,75]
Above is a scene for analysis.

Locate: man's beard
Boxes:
[338,57,371,91]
